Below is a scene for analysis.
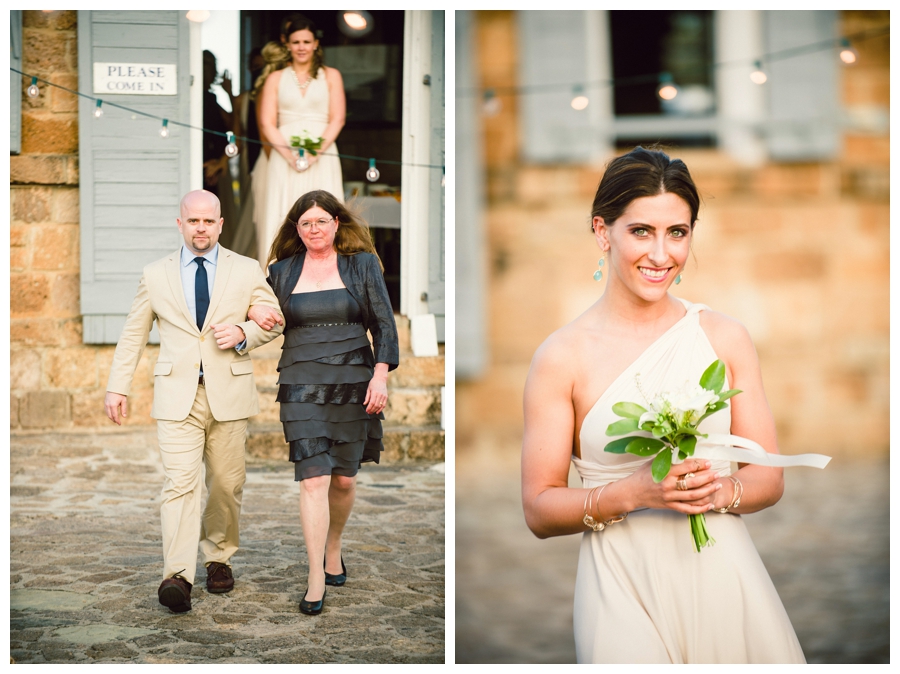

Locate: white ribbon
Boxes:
[693,433,831,469]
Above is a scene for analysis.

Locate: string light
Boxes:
[839,38,858,65]
[185,10,210,23]
[570,85,589,111]
[9,66,443,177]
[224,132,238,157]
[482,89,501,117]
[295,148,309,172]
[441,167,445,187]
[750,60,767,85]
[366,158,381,182]
[27,76,40,98]
[656,73,679,101]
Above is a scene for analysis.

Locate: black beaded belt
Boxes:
[199,374,205,386]
[297,322,362,328]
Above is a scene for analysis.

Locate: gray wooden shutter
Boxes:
[78,10,192,344]
[764,10,840,161]
[518,11,596,163]
[10,10,22,155]
[427,10,445,342]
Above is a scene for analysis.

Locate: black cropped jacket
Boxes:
[266,252,400,371]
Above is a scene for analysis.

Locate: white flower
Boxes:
[638,410,659,427]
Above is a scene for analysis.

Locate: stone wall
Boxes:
[458,10,890,459]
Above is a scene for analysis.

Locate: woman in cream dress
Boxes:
[521,147,806,663]
[258,13,345,270]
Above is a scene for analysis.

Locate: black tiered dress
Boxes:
[276,288,384,481]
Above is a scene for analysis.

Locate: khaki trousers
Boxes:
[156,384,247,585]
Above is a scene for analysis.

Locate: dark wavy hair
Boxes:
[281,13,325,79]
[590,146,700,230]
[267,190,382,270]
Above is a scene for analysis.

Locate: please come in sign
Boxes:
[93,63,177,95]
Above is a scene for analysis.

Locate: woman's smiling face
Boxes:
[593,192,693,304]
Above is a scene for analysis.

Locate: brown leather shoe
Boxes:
[158,575,192,613]
[205,562,234,594]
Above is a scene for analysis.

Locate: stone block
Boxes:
[22,26,74,77]
[390,355,445,388]
[71,389,111,428]
[66,156,79,185]
[10,224,30,248]
[52,187,79,223]
[23,10,77,31]
[11,187,51,223]
[11,396,20,429]
[396,315,411,352]
[21,114,78,155]
[10,155,67,185]
[251,356,280,389]
[753,251,826,282]
[11,317,81,347]
[407,429,445,461]
[10,348,41,391]
[32,225,78,271]
[49,73,79,113]
[50,273,80,317]
[10,246,30,271]
[19,390,71,428]
[44,347,98,389]
[246,427,286,460]
[123,388,155,425]
[381,430,407,463]
[252,388,281,424]
[10,273,50,317]
[60,317,84,346]
[384,389,440,427]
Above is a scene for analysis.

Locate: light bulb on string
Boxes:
[441,168,445,188]
[93,100,104,118]
[750,61,767,85]
[159,119,170,138]
[570,84,589,111]
[27,77,40,99]
[224,132,239,157]
[295,148,309,172]
[839,38,858,65]
[482,89,501,117]
[186,10,211,23]
[656,72,679,101]
[366,158,380,182]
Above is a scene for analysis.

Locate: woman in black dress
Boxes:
[264,189,399,614]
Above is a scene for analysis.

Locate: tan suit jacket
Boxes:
[107,246,284,422]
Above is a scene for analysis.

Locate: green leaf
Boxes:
[699,359,726,393]
[640,421,655,432]
[603,437,634,454]
[678,435,697,457]
[696,401,728,425]
[716,388,742,403]
[626,437,666,457]
[605,418,639,436]
[674,426,701,436]
[611,402,648,420]
[651,449,673,483]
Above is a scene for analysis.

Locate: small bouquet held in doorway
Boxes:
[290,131,324,156]
[604,360,741,552]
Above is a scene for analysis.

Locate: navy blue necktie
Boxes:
[194,257,209,331]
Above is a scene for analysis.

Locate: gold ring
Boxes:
[685,472,695,479]
[676,478,688,491]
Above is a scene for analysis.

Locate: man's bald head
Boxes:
[180,190,221,220]
[177,190,224,255]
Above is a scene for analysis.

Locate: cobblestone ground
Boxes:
[456,450,889,664]
[9,429,445,664]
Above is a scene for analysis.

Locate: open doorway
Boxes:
[200,10,404,310]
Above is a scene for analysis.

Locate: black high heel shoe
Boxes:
[324,555,347,587]
[300,587,326,615]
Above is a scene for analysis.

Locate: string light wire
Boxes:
[11,66,444,174]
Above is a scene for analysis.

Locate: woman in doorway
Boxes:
[258,13,346,271]
[262,190,398,615]
[521,146,808,663]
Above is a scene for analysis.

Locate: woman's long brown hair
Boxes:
[266,190,383,271]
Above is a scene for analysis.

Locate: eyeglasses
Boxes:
[296,217,334,231]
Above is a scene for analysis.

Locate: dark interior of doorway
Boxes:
[238,10,404,309]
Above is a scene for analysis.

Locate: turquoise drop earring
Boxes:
[593,257,605,281]
[675,272,683,285]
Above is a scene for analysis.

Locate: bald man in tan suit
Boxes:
[105,190,284,613]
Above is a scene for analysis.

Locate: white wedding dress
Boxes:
[571,299,806,663]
